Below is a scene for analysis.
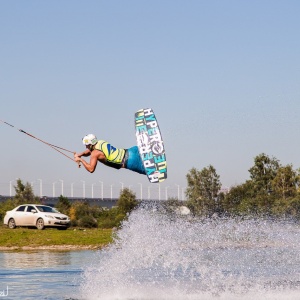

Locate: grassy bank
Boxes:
[0,226,113,250]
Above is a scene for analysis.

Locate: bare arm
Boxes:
[75,149,91,157]
[77,156,98,173]
[74,150,104,173]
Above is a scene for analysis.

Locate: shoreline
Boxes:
[0,244,105,251]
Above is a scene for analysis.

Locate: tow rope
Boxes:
[0,119,80,167]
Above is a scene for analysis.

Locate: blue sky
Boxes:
[1,1,300,199]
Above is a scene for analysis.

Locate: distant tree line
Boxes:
[2,152,299,227]
[186,153,300,219]
[0,179,139,228]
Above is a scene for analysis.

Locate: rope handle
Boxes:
[74,152,81,168]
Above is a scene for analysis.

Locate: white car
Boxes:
[3,204,70,230]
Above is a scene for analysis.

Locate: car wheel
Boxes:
[36,218,45,230]
[8,218,16,229]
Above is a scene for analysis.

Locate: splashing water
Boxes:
[80,202,300,300]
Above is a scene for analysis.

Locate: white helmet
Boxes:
[82,134,98,146]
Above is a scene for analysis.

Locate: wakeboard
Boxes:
[135,108,167,183]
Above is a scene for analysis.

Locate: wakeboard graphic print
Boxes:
[135,108,167,183]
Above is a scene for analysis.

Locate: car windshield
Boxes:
[36,206,59,213]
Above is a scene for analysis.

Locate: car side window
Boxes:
[16,206,26,212]
[27,206,35,212]
[37,206,44,212]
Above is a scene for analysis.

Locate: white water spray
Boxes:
[80,202,300,300]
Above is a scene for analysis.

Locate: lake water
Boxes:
[2,203,300,299]
[0,250,89,299]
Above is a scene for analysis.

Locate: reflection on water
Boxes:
[1,250,72,269]
[0,250,92,300]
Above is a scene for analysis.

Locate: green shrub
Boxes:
[0,198,17,224]
[117,188,139,214]
[55,195,71,215]
[98,207,125,229]
[78,215,98,228]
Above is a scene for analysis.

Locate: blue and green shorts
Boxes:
[124,146,146,175]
